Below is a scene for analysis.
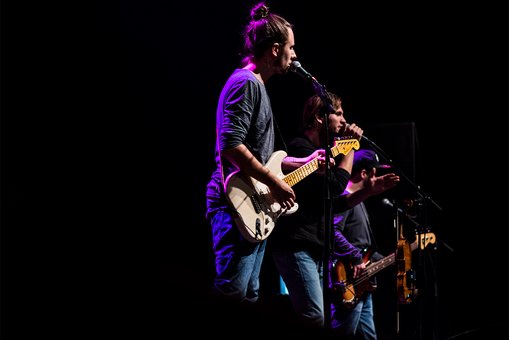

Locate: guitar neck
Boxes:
[283,158,320,187]
[353,237,425,285]
[360,253,396,282]
[282,139,360,187]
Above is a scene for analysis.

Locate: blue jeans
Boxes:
[272,250,324,328]
[331,292,377,339]
[209,208,266,303]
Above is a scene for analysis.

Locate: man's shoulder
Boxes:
[288,135,311,148]
[229,68,257,83]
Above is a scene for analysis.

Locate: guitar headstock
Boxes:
[332,138,360,157]
[418,232,436,250]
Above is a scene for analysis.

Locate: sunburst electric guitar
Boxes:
[332,231,436,308]
[224,138,360,243]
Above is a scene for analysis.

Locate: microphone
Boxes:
[382,198,419,226]
[382,198,404,213]
[290,61,316,82]
[345,124,375,145]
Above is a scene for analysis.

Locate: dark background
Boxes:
[2,0,508,339]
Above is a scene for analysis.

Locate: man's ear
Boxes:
[315,113,323,125]
[272,43,280,57]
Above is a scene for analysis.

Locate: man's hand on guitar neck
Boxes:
[352,261,366,279]
[282,149,334,171]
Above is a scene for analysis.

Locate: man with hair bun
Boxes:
[205,3,329,326]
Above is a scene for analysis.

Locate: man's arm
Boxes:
[222,144,296,210]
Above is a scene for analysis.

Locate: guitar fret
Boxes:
[284,159,319,186]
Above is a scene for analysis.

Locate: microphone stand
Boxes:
[362,137,443,213]
[290,62,337,331]
[362,136,453,340]
[309,78,335,332]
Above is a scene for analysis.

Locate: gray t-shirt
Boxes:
[206,69,274,213]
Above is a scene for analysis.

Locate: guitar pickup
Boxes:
[249,195,262,214]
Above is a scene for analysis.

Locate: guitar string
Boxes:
[346,255,395,287]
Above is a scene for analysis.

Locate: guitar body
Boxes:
[332,249,376,308]
[224,150,298,243]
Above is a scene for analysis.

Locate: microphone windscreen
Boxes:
[290,61,301,72]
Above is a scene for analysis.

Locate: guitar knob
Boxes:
[255,218,262,239]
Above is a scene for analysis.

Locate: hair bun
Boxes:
[251,2,269,20]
